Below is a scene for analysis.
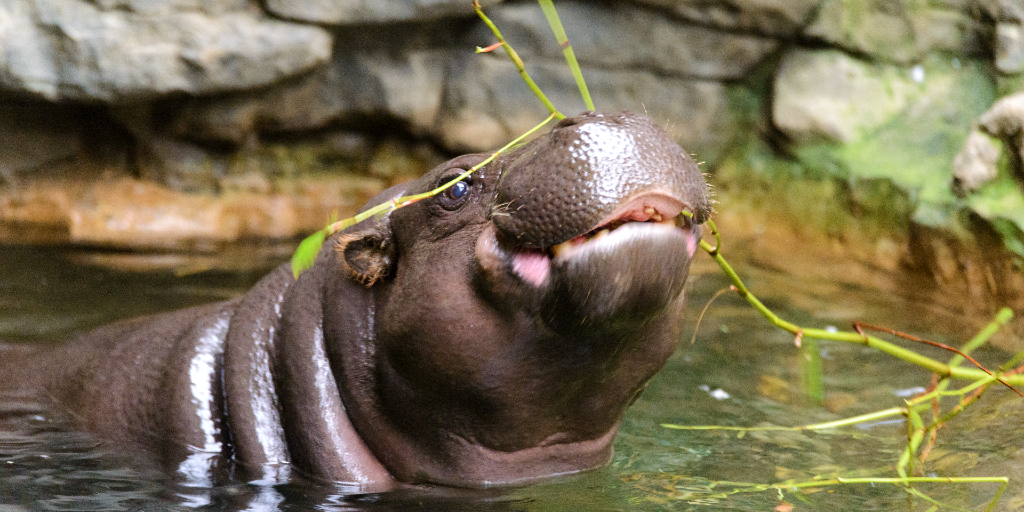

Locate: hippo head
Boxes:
[323,111,710,487]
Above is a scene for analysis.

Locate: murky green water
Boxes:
[1,243,1022,511]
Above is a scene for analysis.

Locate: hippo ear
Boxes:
[335,225,396,287]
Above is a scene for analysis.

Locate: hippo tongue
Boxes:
[512,250,552,287]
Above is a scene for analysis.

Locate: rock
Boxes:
[978,92,1024,171]
[0,174,387,249]
[0,97,136,189]
[0,181,77,234]
[979,0,1024,74]
[953,130,1001,193]
[979,92,1024,138]
[438,54,735,163]
[164,28,453,145]
[366,140,444,184]
[804,0,987,64]
[996,22,1024,74]
[628,0,820,37]
[0,0,332,101]
[772,49,918,144]
[476,1,779,80]
[0,99,82,184]
[264,0,501,24]
[68,179,241,249]
[162,66,348,146]
[139,137,224,194]
[775,48,998,235]
[82,0,251,15]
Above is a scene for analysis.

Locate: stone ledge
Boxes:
[0,176,383,251]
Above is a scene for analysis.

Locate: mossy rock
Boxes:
[776,53,1012,249]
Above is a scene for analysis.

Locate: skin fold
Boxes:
[0,110,710,490]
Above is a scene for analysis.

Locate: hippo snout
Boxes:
[492,110,711,249]
[477,110,709,333]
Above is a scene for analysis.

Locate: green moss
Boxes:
[777,56,1003,243]
[715,137,911,242]
[995,73,1024,98]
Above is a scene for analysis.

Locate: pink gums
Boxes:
[590,192,684,226]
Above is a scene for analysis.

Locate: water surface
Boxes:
[1,243,1021,511]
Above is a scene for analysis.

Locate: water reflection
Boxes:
[1,244,1022,510]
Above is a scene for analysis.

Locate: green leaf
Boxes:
[290,229,327,279]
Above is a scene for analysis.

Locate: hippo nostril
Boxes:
[554,111,602,129]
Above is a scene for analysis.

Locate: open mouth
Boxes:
[550,202,692,259]
[496,193,699,287]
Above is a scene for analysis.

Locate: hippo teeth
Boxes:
[645,206,664,222]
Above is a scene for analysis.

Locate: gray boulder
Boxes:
[978,92,1024,169]
[772,49,917,144]
[0,0,333,101]
[264,0,501,25]
[163,42,452,145]
[953,130,1001,193]
[76,0,251,15]
[804,0,987,64]
[629,0,821,37]
[476,1,779,80]
[438,54,735,161]
[979,0,1024,74]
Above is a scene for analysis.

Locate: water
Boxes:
[1,243,1022,511]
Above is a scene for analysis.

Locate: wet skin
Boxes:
[0,111,710,489]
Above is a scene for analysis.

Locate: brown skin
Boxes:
[0,111,710,489]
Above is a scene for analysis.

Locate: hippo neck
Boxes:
[370,420,619,488]
[333,343,620,487]
[320,280,619,487]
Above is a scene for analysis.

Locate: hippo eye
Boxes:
[437,174,472,210]
[447,181,469,200]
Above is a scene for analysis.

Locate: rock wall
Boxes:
[1,0,1023,314]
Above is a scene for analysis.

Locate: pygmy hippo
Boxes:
[0,110,710,490]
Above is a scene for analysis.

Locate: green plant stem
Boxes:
[474,1,564,119]
[536,0,594,111]
[709,477,1007,512]
[664,371,1009,434]
[923,307,1015,439]
[936,306,1016,390]
[899,404,926,478]
[683,216,1015,509]
[290,113,557,278]
[698,218,1021,384]
[954,308,1014,367]
[662,406,907,432]
[799,335,824,405]
[331,112,555,232]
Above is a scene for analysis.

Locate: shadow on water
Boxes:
[1,243,1023,511]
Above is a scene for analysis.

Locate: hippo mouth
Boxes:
[478,192,701,289]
